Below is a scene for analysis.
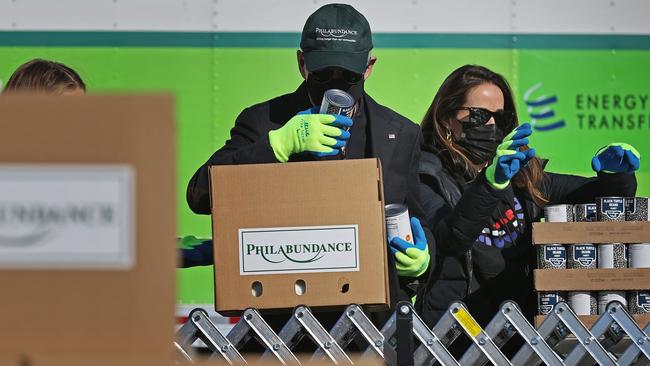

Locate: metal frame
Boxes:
[176,301,650,365]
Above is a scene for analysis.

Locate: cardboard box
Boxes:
[0,96,176,362]
[535,315,650,329]
[535,268,650,291]
[533,222,650,292]
[532,221,650,244]
[210,158,389,314]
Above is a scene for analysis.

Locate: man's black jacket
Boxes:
[187,82,435,322]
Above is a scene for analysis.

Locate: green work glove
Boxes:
[485,123,534,190]
[268,109,353,162]
[591,142,640,174]
[389,217,430,277]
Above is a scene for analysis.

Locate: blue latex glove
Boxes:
[178,235,214,268]
[389,217,430,277]
[484,123,532,189]
[591,143,640,174]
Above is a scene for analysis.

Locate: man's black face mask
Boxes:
[306,67,365,106]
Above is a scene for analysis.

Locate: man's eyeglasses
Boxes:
[310,67,364,84]
[457,107,516,130]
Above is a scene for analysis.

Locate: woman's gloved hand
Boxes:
[389,217,430,278]
[591,143,640,174]
[268,108,352,162]
[485,123,535,190]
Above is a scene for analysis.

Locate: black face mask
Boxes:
[456,123,504,164]
[306,76,364,108]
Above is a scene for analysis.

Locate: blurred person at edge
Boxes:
[2,58,86,95]
[181,3,435,334]
[415,65,639,330]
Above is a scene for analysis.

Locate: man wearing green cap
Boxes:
[186,3,434,328]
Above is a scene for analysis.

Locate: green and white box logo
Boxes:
[239,225,359,275]
[0,166,134,269]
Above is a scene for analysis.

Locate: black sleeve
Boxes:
[186,107,279,214]
[544,171,637,205]
[423,172,509,256]
[404,130,436,278]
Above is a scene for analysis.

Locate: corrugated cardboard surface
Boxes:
[0,96,176,362]
[535,315,650,329]
[532,222,650,244]
[210,158,389,314]
[534,268,650,291]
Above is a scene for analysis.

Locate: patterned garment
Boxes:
[475,197,525,249]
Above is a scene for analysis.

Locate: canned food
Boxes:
[320,89,355,159]
[569,291,597,315]
[628,291,650,314]
[537,245,567,269]
[598,291,627,314]
[596,197,626,222]
[538,292,566,315]
[568,244,597,269]
[598,243,627,268]
[544,204,574,223]
[319,89,356,118]
[625,197,649,222]
[628,243,650,268]
[385,204,413,245]
[574,203,597,222]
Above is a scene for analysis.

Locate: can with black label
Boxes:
[625,197,649,221]
[596,197,626,222]
[539,204,570,270]
[569,244,597,269]
[538,292,566,315]
[574,203,597,222]
[569,291,597,315]
[320,89,355,159]
[320,89,355,118]
[537,245,567,269]
[569,203,598,269]
[628,291,650,314]
[385,204,413,245]
[598,291,627,314]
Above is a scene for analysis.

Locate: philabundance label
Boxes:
[239,225,359,275]
[0,165,134,269]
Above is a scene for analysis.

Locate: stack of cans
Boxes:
[625,197,650,314]
[568,203,598,315]
[596,197,628,314]
[537,204,570,315]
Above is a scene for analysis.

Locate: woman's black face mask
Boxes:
[457,123,505,164]
[453,106,515,164]
[306,67,365,106]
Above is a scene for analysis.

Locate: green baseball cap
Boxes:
[300,3,373,75]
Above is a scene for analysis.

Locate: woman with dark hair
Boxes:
[3,58,85,95]
[415,64,640,327]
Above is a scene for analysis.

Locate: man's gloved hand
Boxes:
[268,108,353,162]
[485,123,533,190]
[389,217,430,278]
[591,143,640,174]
